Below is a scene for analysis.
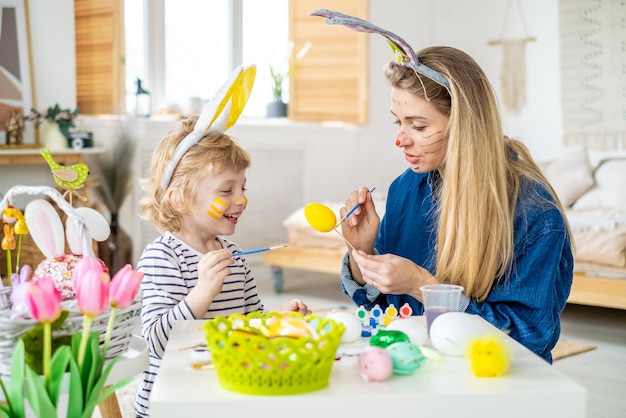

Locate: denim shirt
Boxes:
[340,168,573,363]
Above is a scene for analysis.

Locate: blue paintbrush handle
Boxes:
[336,187,376,226]
[233,245,287,257]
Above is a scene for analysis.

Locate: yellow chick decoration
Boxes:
[40,148,89,203]
[467,334,510,378]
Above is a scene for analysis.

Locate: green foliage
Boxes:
[0,340,25,418]
[1,317,132,417]
[21,310,72,375]
[269,65,285,102]
[28,104,80,139]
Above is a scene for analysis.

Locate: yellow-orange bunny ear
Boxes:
[160,64,257,189]
[209,65,256,132]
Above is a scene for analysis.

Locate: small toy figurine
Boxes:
[4,110,24,145]
[40,148,89,203]
[467,334,510,378]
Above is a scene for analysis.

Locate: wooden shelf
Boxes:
[0,147,106,165]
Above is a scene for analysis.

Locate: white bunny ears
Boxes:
[0,185,110,259]
[160,64,257,189]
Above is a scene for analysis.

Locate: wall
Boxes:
[3,0,568,263]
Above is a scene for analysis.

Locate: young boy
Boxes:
[134,66,309,417]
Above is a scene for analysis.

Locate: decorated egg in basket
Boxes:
[33,254,109,301]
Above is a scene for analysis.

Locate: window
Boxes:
[124,0,288,118]
[75,0,367,123]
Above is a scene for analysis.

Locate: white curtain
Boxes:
[560,0,626,149]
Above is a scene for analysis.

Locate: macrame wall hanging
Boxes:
[488,0,536,113]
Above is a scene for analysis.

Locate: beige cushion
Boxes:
[572,224,626,269]
[573,158,626,210]
[539,146,595,207]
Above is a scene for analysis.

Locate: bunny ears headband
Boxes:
[310,9,450,90]
[160,64,257,189]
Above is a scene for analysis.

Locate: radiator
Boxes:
[137,149,305,258]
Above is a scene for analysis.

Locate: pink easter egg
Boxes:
[358,346,393,382]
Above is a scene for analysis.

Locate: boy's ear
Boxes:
[166,188,185,213]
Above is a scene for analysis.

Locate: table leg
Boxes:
[270,266,284,293]
[98,387,122,418]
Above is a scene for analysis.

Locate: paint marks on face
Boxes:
[234,194,248,206]
[207,197,228,220]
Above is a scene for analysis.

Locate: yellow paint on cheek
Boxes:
[234,195,248,205]
[207,197,228,219]
[207,210,221,220]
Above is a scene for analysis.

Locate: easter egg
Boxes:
[267,316,317,339]
[370,329,409,348]
[429,312,493,356]
[326,311,362,343]
[304,203,337,233]
[358,346,393,382]
[33,254,109,302]
[386,341,425,375]
[386,317,428,346]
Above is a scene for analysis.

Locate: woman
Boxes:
[320,13,573,363]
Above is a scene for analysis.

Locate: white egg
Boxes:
[326,311,362,343]
[385,317,428,346]
[429,312,492,356]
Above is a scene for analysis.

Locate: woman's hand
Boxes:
[351,250,436,301]
[282,299,311,315]
[339,187,379,253]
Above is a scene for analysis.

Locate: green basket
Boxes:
[203,311,345,396]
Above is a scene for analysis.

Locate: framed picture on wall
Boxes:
[0,0,37,148]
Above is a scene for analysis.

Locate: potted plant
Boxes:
[266,64,288,118]
[28,104,80,149]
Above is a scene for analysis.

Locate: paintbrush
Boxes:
[335,187,376,227]
[233,244,288,257]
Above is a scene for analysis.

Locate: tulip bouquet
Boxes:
[0,256,143,418]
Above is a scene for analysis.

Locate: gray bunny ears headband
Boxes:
[160,64,256,189]
[310,9,450,90]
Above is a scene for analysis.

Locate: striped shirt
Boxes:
[134,232,263,417]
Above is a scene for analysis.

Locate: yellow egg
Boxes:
[268,316,317,339]
[304,203,337,233]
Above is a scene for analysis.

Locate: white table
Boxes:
[150,319,586,418]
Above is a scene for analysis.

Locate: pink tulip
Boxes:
[109,264,143,309]
[25,275,62,323]
[72,256,110,318]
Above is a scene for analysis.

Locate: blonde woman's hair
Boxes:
[385,47,571,302]
[140,114,251,232]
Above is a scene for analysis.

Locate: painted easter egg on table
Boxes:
[358,346,393,382]
[326,311,362,343]
[303,203,337,233]
[386,341,426,375]
[429,312,493,357]
[386,317,428,346]
[370,329,410,349]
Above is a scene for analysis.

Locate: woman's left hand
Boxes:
[351,250,435,301]
[283,299,311,315]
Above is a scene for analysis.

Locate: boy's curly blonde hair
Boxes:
[140,114,251,232]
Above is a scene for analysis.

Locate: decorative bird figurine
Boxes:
[467,334,510,378]
[40,148,90,204]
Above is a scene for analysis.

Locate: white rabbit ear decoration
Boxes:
[0,185,111,260]
[0,185,112,302]
[160,64,257,189]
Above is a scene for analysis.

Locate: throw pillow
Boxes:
[573,158,626,210]
[539,146,594,207]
